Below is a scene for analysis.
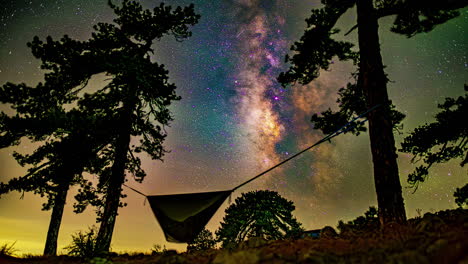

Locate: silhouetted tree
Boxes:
[279,0,467,224]
[187,228,216,252]
[454,185,468,207]
[1,0,200,255]
[0,118,109,256]
[215,190,303,248]
[337,206,379,236]
[76,0,199,253]
[0,42,112,255]
[400,85,467,206]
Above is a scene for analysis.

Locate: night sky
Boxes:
[0,0,467,254]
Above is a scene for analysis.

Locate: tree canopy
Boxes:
[215,190,303,248]
[400,85,467,206]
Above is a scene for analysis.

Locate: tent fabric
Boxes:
[147,190,232,243]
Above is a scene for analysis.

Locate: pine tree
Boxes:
[279,0,467,224]
[400,85,467,206]
[0,0,200,255]
[0,38,112,255]
[77,0,200,253]
[215,190,303,248]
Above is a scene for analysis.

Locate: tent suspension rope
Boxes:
[123,104,381,196]
[123,183,147,197]
[230,104,380,192]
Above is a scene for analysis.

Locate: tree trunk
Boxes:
[43,179,70,256]
[95,106,133,253]
[356,0,406,224]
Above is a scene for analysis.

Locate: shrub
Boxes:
[187,228,216,252]
[337,206,379,236]
[454,184,468,207]
[151,244,167,255]
[0,241,18,257]
[64,226,100,258]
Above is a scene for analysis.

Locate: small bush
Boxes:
[187,229,216,252]
[89,256,113,264]
[151,244,167,255]
[64,226,100,258]
[454,184,468,207]
[337,206,379,236]
[0,241,18,257]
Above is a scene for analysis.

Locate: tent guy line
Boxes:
[123,103,380,197]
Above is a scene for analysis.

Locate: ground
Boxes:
[1,209,467,264]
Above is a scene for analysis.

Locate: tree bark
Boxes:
[43,179,70,256]
[356,0,406,224]
[95,106,133,253]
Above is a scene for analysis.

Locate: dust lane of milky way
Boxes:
[0,0,466,255]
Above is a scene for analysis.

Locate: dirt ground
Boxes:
[2,208,467,264]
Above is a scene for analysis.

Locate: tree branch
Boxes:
[375,0,468,19]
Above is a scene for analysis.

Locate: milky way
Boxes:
[0,0,466,254]
[229,0,351,202]
[232,0,288,174]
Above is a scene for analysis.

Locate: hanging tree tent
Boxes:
[147,191,232,243]
[125,106,379,243]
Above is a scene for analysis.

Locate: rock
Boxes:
[213,249,260,264]
[431,240,468,264]
[426,239,449,255]
[163,249,178,255]
[301,250,342,264]
[404,237,423,250]
[158,254,188,264]
[415,215,446,233]
[459,255,468,264]
[391,250,429,264]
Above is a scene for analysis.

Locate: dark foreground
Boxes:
[2,209,467,264]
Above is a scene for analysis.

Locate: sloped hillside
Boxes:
[2,209,467,264]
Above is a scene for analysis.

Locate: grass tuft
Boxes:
[0,241,18,257]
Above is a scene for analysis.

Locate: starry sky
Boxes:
[0,0,467,255]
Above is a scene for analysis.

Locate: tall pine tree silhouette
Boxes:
[81,0,200,252]
[1,0,199,254]
[279,0,467,224]
[0,35,113,255]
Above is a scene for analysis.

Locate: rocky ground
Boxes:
[1,208,467,264]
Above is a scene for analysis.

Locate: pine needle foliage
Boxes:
[64,226,100,258]
[187,229,216,252]
[216,190,303,248]
[400,85,467,193]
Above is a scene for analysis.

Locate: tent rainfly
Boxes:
[147,191,232,243]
